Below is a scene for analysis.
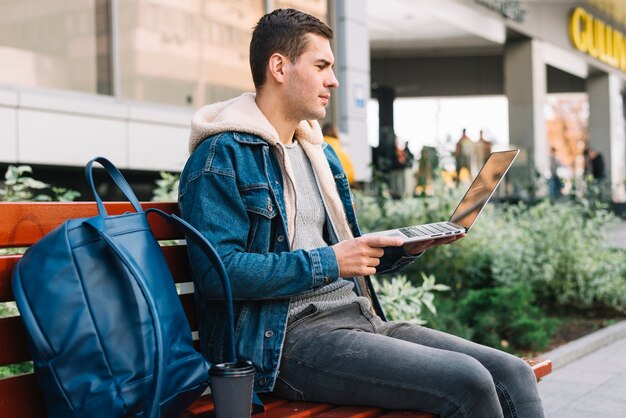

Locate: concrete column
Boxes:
[587,73,626,202]
[504,39,548,199]
[376,85,396,159]
[376,85,394,131]
[334,0,371,181]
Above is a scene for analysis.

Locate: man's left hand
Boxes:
[402,234,466,256]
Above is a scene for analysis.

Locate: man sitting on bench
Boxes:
[179,8,545,418]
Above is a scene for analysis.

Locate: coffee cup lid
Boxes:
[210,360,256,377]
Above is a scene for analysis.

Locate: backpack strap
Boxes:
[85,157,143,216]
[146,208,237,362]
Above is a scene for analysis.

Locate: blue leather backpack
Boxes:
[12,157,237,418]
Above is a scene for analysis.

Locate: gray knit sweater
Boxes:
[283,141,371,318]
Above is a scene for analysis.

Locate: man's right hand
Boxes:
[331,236,403,277]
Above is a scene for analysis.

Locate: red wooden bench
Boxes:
[0,201,552,418]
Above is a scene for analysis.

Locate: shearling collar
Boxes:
[189,93,323,153]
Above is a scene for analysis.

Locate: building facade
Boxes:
[1,0,625,203]
[370,0,626,202]
[0,0,370,199]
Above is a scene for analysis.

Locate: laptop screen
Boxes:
[449,150,519,230]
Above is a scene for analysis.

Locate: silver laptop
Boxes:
[367,149,519,243]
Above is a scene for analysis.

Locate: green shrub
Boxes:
[357,182,625,353]
[360,191,626,313]
[0,302,18,317]
[419,299,475,341]
[1,165,51,201]
[372,273,449,325]
[456,285,559,352]
[0,362,33,378]
[152,171,180,202]
[483,201,626,311]
[1,165,80,202]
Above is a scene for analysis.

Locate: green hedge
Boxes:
[358,185,626,353]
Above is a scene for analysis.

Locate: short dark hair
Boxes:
[250,8,333,90]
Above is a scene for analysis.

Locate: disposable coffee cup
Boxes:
[210,361,256,418]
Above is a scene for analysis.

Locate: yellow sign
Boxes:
[569,7,626,71]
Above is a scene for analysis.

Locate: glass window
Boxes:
[118,0,264,107]
[0,0,329,105]
[0,0,104,94]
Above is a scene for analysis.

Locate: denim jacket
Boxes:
[179,95,415,392]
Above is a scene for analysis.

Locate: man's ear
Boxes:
[268,53,287,84]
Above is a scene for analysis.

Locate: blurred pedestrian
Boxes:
[583,146,605,180]
[417,145,439,195]
[389,137,406,198]
[322,123,356,185]
[548,147,562,200]
[402,141,416,195]
[476,130,492,168]
[454,128,474,184]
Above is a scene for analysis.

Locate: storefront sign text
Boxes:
[570,7,626,72]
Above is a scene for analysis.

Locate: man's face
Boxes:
[283,33,339,121]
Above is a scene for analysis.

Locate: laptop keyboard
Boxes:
[399,222,460,238]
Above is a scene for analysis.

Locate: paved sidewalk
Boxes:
[605,220,626,249]
[538,321,626,417]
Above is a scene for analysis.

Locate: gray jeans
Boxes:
[273,303,545,418]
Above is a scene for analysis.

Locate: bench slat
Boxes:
[379,412,436,418]
[312,406,387,417]
[0,255,20,302]
[0,297,197,369]
[162,245,194,284]
[260,401,335,417]
[183,394,291,416]
[1,247,192,304]
[0,371,435,418]
[523,357,553,381]
[258,395,297,411]
[0,202,181,248]
[0,374,46,418]
[179,292,198,332]
[0,316,30,366]
[183,396,433,418]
